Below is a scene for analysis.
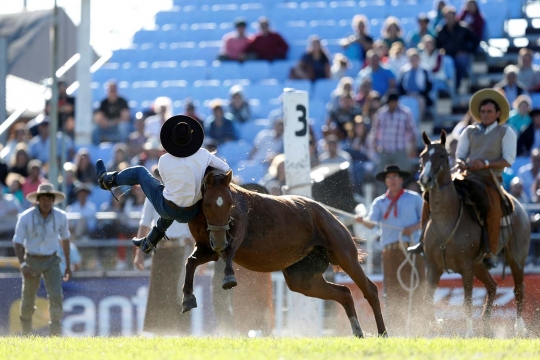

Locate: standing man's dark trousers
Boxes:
[20,254,64,336]
[382,244,425,336]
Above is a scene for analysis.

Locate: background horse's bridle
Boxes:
[202,173,234,234]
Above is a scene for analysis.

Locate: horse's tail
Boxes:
[333,237,366,272]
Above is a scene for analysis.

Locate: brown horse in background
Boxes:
[183,169,387,337]
[419,131,530,337]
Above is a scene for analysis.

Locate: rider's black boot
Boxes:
[132,226,169,254]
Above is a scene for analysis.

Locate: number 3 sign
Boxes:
[283,89,311,198]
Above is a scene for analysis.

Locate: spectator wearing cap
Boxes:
[369,91,418,174]
[21,160,46,199]
[457,0,485,40]
[341,15,373,64]
[290,35,331,82]
[28,115,73,166]
[218,18,250,62]
[326,94,362,140]
[381,17,405,49]
[243,17,289,61]
[205,100,238,146]
[6,173,25,205]
[330,53,351,80]
[356,50,396,97]
[518,109,540,156]
[184,99,204,127]
[494,65,528,106]
[8,143,31,178]
[92,81,131,145]
[66,183,97,238]
[517,48,540,92]
[145,97,173,139]
[407,14,435,49]
[330,77,356,111]
[435,5,480,90]
[397,48,433,121]
[508,95,533,135]
[249,115,284,164]
[74,148,97,185]
[228,85,251,124]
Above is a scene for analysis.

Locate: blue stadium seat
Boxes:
[234,160,267,184]
[358,2,387,18]
[244,83,283,100]
[238,119,270,142]
[208,62,243,81]
[512,156,531,174]
[531,93,540,108]
[271,60,297,82]
[89,143,115,166]
[88,187,112,210]
[216,140,252,169]
[312,79,340,101]
[241,61,272,81]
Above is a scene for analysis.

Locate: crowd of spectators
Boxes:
[4,0,540,269]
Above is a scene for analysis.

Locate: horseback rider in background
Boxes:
[409,89,517,269]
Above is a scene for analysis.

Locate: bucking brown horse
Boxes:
[183,169,387,337]
[419,131,530,337]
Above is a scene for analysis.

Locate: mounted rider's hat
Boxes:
[375,164,411,182]
[469,88,510,124]
[160,115,205,158]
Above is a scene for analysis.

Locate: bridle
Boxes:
[421,147,452,190]
[202,173,234,235]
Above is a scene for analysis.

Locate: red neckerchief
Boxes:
[384,189,405,220]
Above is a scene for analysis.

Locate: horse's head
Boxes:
[419,130,450,191]
[202,169,234,252]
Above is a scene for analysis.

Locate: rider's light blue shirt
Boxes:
[367,190,423,246]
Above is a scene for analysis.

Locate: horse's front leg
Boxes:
[221,246,238,290]
[182,244,219,313]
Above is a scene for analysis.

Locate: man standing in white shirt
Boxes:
[96,115,231,254]
[13,183,71,336]
[134,166,195,335]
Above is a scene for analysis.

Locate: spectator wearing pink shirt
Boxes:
[244,17,289,61]
[218,18,250,61]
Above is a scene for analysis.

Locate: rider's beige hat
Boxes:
[469,88,510,124]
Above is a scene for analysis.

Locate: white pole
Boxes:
[282,88,323,337]
[75,0,92,146]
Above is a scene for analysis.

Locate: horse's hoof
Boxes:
[222,275,237,290]
[378,331,388,338]
[182,294,197,313]
[353,330,364,338]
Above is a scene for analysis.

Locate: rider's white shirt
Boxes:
[158,148,231,207]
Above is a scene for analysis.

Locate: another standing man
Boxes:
[355,164,424,336]
[13,183,71,336]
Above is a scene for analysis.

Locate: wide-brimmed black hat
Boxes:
[160,115,205,158]
[375,164,411,182]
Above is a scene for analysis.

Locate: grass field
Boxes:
[1,337,540,360]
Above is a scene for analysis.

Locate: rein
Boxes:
[434,196,464,274]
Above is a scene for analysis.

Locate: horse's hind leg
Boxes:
[473,264,497,337]
[330,249,387,337]
[182,245,219,313]
[282,267,364,337]
[506,251,527,336]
